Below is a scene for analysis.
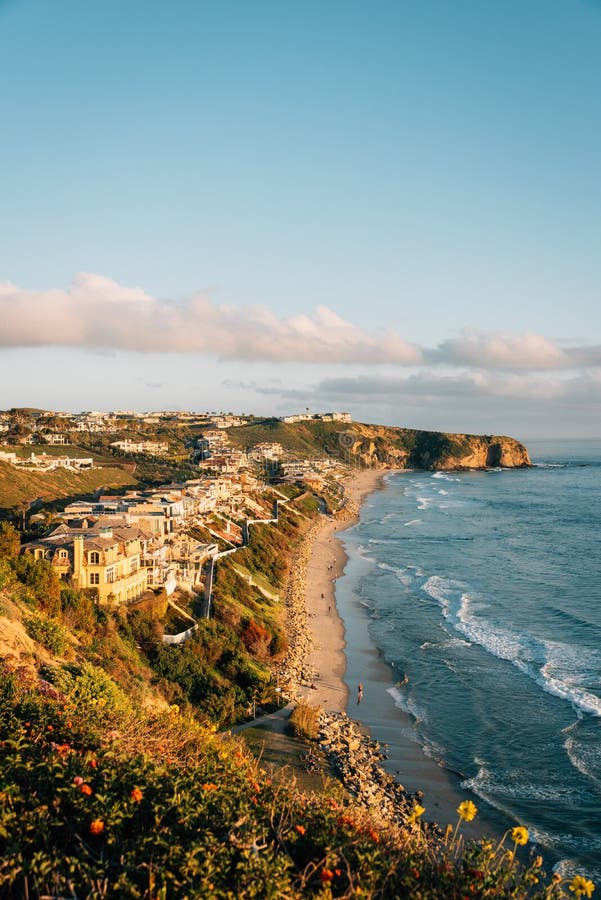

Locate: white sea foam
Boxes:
[420,638,471,651]
[422,575,601,719]
[438,489,448,495]
[386,685,427,724]
[403,518,422,527]
[563,735,601,787]
[416,497,434,510]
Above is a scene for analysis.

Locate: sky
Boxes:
[1,0,600,440]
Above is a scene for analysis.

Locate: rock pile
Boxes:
[318,710,423,825]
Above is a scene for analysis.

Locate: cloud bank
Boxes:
[1,273,599,374]
[0,273,420,364]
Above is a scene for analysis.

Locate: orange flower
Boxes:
[89,759,98,769]
[202,783,218,791]
[89,819,104,835]
[337,814,356,828]
[73,776,84,786]
[66,721,73,728]
[294,824,306,836]
[368,828,380,843]
[130,787,143,802]
[320,869,334,882]
[80,784,93,796]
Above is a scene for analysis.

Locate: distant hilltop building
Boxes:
[110,439,169,456]
[280,412,352,424]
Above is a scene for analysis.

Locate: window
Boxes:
[131,559,138,573]
[89,551,100,564]
[106,568,114,583]
[89,573,100,585]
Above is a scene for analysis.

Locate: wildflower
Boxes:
[294,824,306,836]
[533,856,543,868]
[511,826,529,846]
[89,758,98,769]
[407,803,426,824]
[320,869,334,882]
[367,828,380,843]
[202,783,218,791]
[450,799,478,848]
[80,784,93,796]
[73,776,84,786]
[130,787,143,802]
[569,875,595,898]
[457,800,478,822]
[89,819,104,835]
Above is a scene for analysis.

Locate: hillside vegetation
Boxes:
[0,507,582,899]
[0,460,138,517]
[225,420,531,470]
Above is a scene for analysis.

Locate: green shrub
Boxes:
[24,612,67,654]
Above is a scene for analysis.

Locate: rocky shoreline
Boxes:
[275,484,428,828]
[318,709,426,826]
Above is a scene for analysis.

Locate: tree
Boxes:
[0,522,21,559]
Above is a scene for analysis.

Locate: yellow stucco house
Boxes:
[24,523,150,606]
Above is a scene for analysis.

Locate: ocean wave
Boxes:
[421,575,601,719]
[416,497,435,510]
[419,638,472,651]
[564,735,601,788]
[386,685,427,725]
[403,518,422,527]
[464,765,589,805]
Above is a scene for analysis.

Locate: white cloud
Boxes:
[1,274,600,380]
[0,273,421,364]
[432,331,570,370]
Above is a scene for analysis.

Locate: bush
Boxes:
[288,702,321,740]
[24,612,67,655]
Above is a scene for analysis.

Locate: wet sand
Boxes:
[300,467,509,841]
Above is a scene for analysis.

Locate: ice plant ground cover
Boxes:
[0,664,593,899]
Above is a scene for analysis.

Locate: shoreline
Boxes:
[298,468,384,713]
[283,466,511,843]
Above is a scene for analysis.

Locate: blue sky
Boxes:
[1,0,600,438]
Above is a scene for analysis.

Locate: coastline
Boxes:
[283,466,511,844]
[298,468,384,712]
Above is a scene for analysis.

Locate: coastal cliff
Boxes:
[227,419,532,471]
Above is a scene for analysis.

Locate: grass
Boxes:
[0,460,138,514]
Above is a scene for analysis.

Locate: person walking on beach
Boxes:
[357,682,363,704]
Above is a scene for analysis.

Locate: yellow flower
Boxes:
[457,800,477,822]
[407,804,426,824]
[569,875,595,898]
[511,826,529,846]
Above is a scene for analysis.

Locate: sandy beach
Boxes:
[293,467,506,841]
[298,468,384,712]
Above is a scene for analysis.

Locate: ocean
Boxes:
[336,440,601,881]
